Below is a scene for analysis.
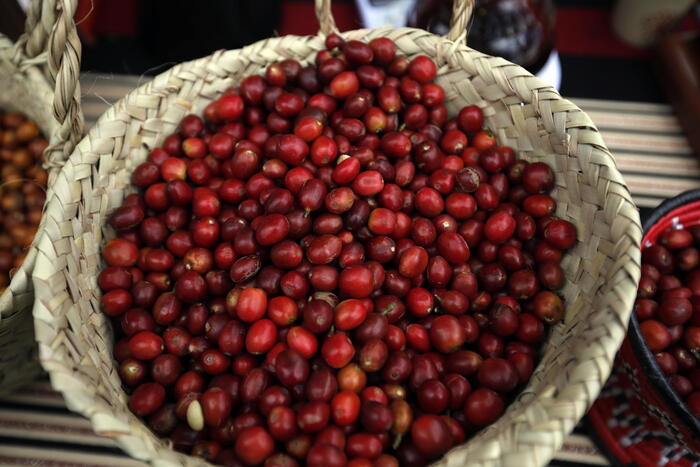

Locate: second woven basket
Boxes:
[0,0,82,394]
[32,0,642,465]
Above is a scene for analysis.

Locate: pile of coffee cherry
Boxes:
[100,34,576,466]
[0,111,48,291]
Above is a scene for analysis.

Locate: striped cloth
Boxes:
[2,73,697,466]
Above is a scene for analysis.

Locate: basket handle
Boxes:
[447,0,475,43]
[314,0,475,43]
[10,0,83,171]
[315,0,339,36]
[27,0,84,170]
[43,0,84,170]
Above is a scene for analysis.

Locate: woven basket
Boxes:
[32,0,642,465]
[590,190,700,464]
[0,0,82,394]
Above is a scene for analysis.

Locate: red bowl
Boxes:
[589,190,700,466]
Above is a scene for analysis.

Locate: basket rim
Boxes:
[32,26,642,467]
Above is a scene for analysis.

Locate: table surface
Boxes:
[1,73,698,466]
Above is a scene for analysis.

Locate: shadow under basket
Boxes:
[31,1,642,465]
[589,189,700,467]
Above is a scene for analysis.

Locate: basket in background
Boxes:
[31,0,642,464]
[0,0,83,394]
[590,189,700,466]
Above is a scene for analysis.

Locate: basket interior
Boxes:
[32,27,641,466]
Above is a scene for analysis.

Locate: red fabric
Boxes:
[590,321,700,464]
[278,1,361,35]
[75,0,99,44]
[589,406,634,464]
[555,7,700,58]
[74,1,699,56]
[76,0,137,40]
[555,8,648,58]
[94,0,138,37]
[76,0,361,41]
[677,13,700,34]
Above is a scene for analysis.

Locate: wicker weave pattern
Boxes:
[0,0,82,394]
[32,12,641,467]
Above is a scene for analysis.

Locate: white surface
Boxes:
[355,0,416,28]
[535,50,562,90]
